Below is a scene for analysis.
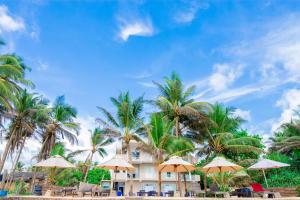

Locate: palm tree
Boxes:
[0,90,48,173]
[38,96,79,161]
[271,119,300,153]
[72,128,114,182]
[153,72,209,136]
[97,92,145,163]
[143,113,173,194]
[196,103,262,159]
[143,113,195,194]
[0,53,32,110]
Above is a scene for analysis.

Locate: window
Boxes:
[167,172,171,178]
[132,150,140,160]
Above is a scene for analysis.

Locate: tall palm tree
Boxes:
[97,92,145,163]
[38,96,79,161]
[72,128,114,182]
[153,72,209,136]
[196,103,262,159]
[0,90,48,173]
[143,113,195,194]
[143,113,173,194]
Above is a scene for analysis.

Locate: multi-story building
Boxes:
[101,141,201,195]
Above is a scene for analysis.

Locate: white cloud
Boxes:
[138,81,156,88]
[272,89,300,132]
[233,109,251,121]
[174,1,209,24]
[36,59,48,71]
[208,63,244,92]
[194,15,300,104]
[0,5,25,33]
[117,17,154,41]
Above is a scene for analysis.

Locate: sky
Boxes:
[1,0,300,168]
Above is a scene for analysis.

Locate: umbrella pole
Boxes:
[178,172,182,197]
[204,173,207,192]
[262,169,269,188]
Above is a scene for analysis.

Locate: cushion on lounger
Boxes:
[251,183,265,192]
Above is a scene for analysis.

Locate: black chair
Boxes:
[235,188,252,197]
[165,190,174,197]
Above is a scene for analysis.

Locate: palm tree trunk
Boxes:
[178,172,182,197]
[157,162,161,196]
[126,142,133,196]
[175,117,180,137]
[83,152,94,182]
[0,126,17,173]
[183,173,187,196]
[5,136,26,189]
[204,173,207,192]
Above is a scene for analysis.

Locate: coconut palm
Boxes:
[97,92,145,162]
[0,90,48,173]
[38,96,79,161]
[271,119,300,153]
[195,103,262,159]
[153,72,209,136]
[142,113,195,194]
[0,53,32,110]
[72,128,114,182]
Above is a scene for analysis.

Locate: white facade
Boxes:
[102,141,201,195]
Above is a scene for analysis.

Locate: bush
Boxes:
[55,169,83,186]
[86,168,110,184]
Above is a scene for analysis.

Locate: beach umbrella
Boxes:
[248,158,290,188]
[33,155,75,185]
[158,156,195,196]
[34,155,76,168]
[97,155,135,195]
[201,156,243,173]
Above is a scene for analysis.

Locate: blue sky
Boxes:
[1,0,300,164]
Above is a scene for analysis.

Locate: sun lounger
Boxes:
[251,183,281,198]
[72,182,97,197]
[207,183,230,198]
[165,190,174,197]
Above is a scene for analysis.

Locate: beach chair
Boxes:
[251,183,281,198]
[72,182,96,197]
[207,183,230,198]
[165,190,174,197]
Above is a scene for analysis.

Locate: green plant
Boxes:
[55,169,83,186]
[86,168,110,184]
[11,179,27,195]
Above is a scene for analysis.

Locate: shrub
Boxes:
[86,168,110,184]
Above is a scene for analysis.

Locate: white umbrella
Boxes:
[201,157,243,173]
[248,158,290,188]
[34,155,76,168]
[159,156,195,196]
[97,155,135,195]
[33,155,75,187]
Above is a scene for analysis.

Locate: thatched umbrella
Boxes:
[158,156,195,197]
[201,157,243,191]
[97,155,135,195]
[201,157,243,173]
[33,155,75,191]
[248,158,290,188]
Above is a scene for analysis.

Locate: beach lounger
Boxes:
[207,183,230,198]
[251,183,281,198]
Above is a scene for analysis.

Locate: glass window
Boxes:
[167,172,171,177]
[132,150,140,159]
